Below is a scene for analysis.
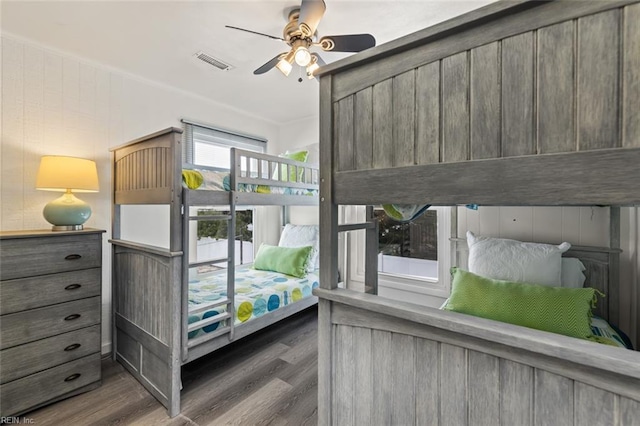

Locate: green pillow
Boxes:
[443,268,596,340]
[275,150,308,182]
[253,244,312,278]
[182,170,203,189]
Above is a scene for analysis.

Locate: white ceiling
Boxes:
[2,0,494,124]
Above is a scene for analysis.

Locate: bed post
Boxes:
[111,150,120,362]
[609,207,621,326]
[181,193,190,363]
[168,130,183,417]
[364,206,379,294]
[318,74,337,426]
[228,192,237,341]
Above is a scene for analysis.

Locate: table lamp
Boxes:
[36,156,100,231]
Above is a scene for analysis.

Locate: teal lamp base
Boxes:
[43,191,92,231]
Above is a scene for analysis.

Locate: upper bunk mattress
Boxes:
[183,169,318,197]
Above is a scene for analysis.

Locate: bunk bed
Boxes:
[110,127,319,416]
[314,0,640,424]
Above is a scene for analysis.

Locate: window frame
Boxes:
[345,205,454,299]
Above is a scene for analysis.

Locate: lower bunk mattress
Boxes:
[187,264,319,339]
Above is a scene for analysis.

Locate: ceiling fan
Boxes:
[226,0,376,80]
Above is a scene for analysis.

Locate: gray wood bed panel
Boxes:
[321,296,640,426]
[316,1,640,425]
[111,241,182,415]
[333,148,640,206]
[470,42,500,160]
[111,128,181,205]
[442,52,470,163]
[325,1,640,180]
[372,80,393,169]
[354,88,373,170]
[415,62,440,165]
[537,21,575,154]
[324,1,637,101]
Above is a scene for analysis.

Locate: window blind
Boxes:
[182,120,267,165]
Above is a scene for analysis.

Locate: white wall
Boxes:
[276,115,320,225]
[274,115,319,155]
[0,34,280,354]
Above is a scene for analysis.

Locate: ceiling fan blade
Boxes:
[298,0,326,37]
[253,54,285,75]
[319,34,376,52]
[225,25,284,41]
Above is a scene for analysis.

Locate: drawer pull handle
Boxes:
[65,284,82,290]
[64,314,81,321]
[64,373,81,382]
[64,343,81,351]
[65,254,82,260]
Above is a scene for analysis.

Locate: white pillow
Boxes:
[467,231,571,286]
[278,224,319,272]
[561,258,587,288]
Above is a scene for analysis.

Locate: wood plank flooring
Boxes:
[25,306,319,425]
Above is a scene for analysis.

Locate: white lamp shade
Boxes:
[36,156,99,193]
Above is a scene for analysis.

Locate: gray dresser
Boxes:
[0,229,104,417]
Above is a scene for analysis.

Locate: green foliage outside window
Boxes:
[375,209,437,260]
[197,209,253,242]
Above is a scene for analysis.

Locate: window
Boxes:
[182,120,266,168]
[345,205,453,301]
[182,120,266,275]
[190,207,254,273]
[375,208,438,280]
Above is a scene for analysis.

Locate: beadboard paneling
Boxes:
[457,206,610,247]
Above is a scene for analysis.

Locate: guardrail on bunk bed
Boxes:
[315,0,640,424]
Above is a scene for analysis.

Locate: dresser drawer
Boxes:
[0,325,100,384]
[0,353,101,417]
[0,268,101,315]
[0,297,100,350]
[0,234,101,281]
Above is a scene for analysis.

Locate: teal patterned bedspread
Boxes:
[188,264,319,339]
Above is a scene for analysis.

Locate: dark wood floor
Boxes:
[26,306,319,425]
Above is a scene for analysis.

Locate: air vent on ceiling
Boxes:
[194,51,234,71]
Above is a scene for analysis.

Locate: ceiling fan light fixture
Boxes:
[276,50,295,76]
[306,57,320,79]
[294,46,312,66]
[276,59,293,76]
